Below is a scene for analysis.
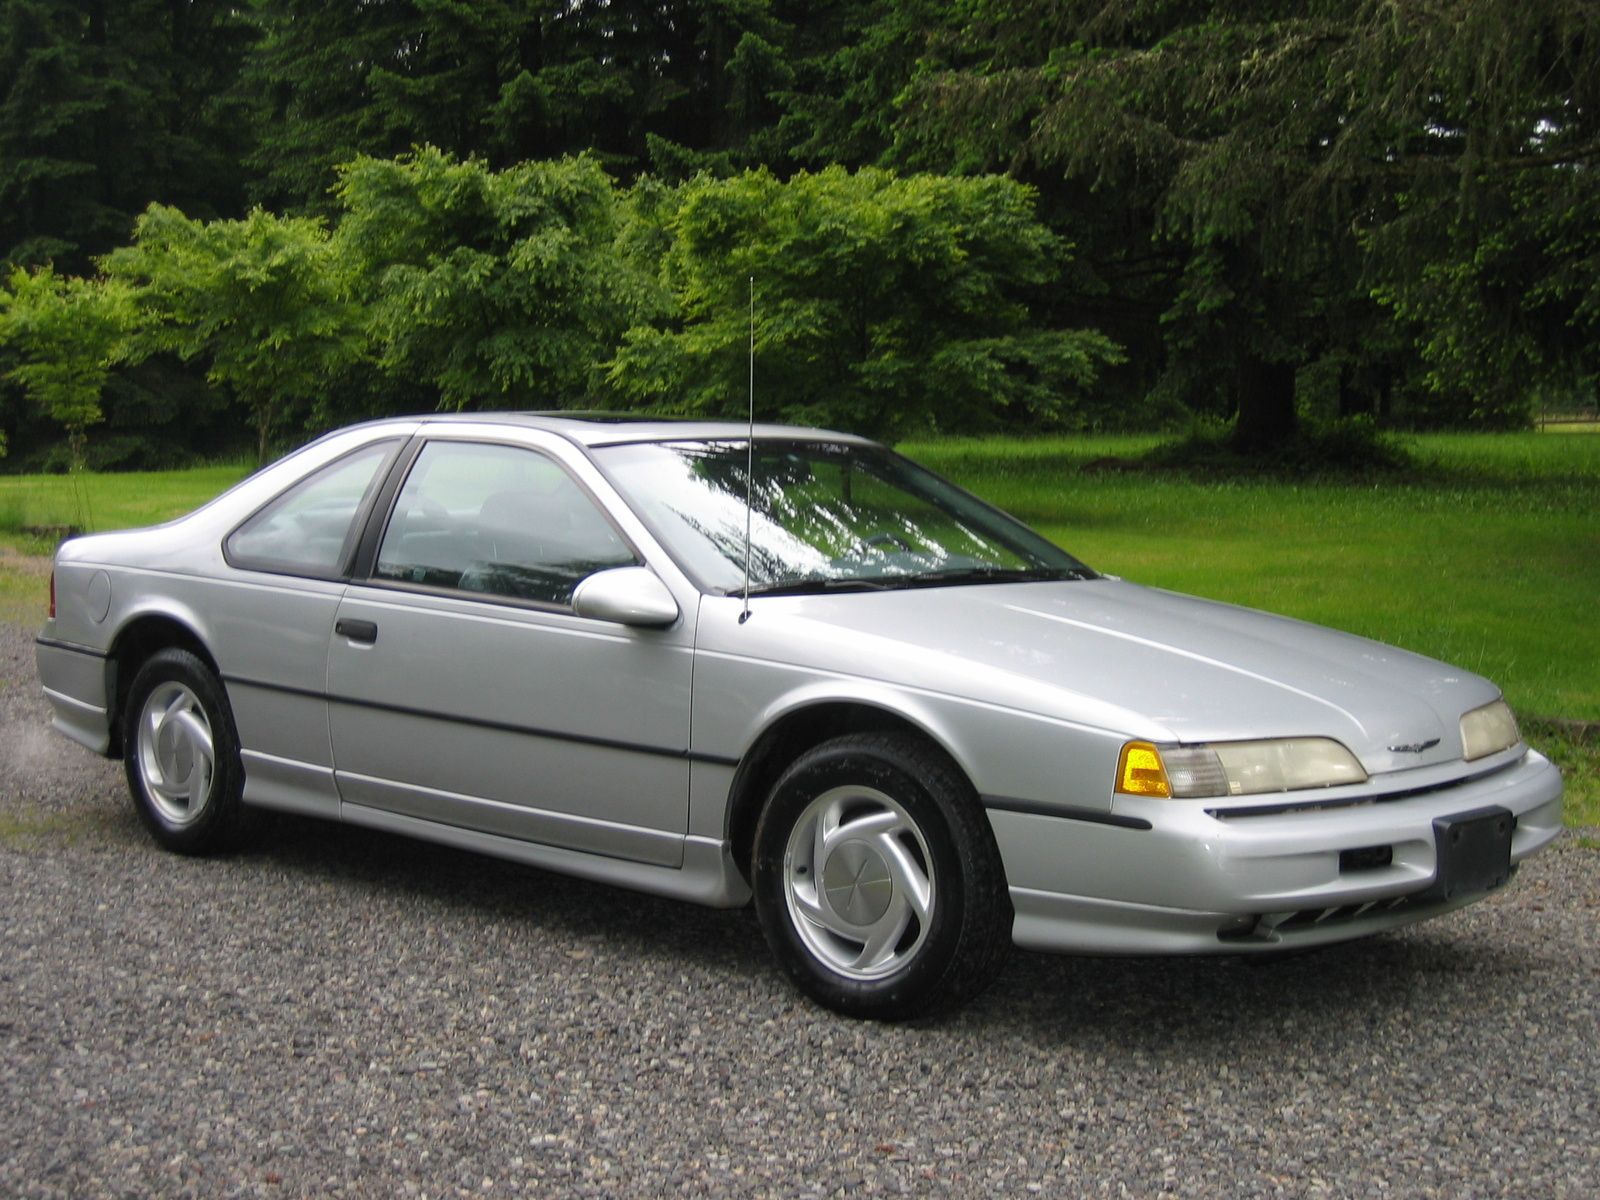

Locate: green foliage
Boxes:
[901,0,1600,441]
[609,166,1121,437]
[3,0,1598,466]
[0,266,135,467]
[1370,181,1599,428]
[1349,0,1600,427]
[103,205,363,461]
[0,0,254,272]
[774,0,954,169]
[239,1,525,211]
[900,2,1380,446]
[240,0,802,209]
[333,148,632,411]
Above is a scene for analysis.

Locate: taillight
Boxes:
[48,569,56,619]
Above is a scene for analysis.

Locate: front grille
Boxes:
[1273,896,1414,931]
[1218,859,1520,944]
[1217,893,1431,943]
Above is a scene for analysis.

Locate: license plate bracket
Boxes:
[1418,806,1514,902]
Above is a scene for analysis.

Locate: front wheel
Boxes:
[752,733,1011,1019]
[123,648,246,855]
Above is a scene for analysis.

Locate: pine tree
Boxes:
[0,0,253,271]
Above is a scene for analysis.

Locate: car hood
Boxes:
[732,578,1498,774]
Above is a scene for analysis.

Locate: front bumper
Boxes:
[992,748,1563,955]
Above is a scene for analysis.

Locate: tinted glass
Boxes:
[594,440,1091,595]
[227,442,393,576]
[375,441,637,607]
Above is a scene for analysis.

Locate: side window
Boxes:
[374,441,637,607]
[226,442,394,576]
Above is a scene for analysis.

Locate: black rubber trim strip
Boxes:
[34,636,108,660]
[221,672,742,768]
[349,435,426,580]
[981,794,1153,831]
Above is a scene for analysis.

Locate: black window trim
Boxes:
[349,434,646,615]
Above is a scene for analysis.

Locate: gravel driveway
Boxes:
[3,618,1597,1198]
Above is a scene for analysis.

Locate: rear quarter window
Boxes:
[226,442,396,577]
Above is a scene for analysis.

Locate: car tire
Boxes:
[752,733,1012,1020]
[122,648,246,855]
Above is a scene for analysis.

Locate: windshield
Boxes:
[593,439,1093,595]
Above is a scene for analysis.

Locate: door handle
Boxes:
[335,618,378,644]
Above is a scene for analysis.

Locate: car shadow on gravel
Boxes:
[959,922,1540,1055]
[239,811,772,979]
[230,810,1541,1044]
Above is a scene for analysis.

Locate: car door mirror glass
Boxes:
[571,567,680,628]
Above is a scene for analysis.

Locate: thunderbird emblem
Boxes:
[1388,738,1441,754]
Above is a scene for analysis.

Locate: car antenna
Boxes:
[740,274,755,625]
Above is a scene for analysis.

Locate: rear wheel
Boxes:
[752,733,1011,1019]
[123,648,245,855]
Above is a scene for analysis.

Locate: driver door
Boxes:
[326,437,694,866]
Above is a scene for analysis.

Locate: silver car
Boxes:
[36,415,1564,1018]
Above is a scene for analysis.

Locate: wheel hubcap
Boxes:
[135,682,215,827]
[822,841,894,925]
[783,786,935,981]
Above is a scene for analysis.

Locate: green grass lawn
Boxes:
[3,431,1596,824]
[0,462,253,549]
[0,463,250,623]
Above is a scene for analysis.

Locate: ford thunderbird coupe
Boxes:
[36,414,1563,1017]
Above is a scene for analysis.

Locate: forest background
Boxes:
[0,0,1597,471]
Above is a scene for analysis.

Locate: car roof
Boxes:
[376,411,876,449]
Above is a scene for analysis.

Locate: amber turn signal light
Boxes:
[1116,740,1171,798]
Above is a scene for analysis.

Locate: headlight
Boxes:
[1116,737,1368,799]
[1460,699,1520,761]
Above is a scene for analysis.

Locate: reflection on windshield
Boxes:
[595,440,1093,595]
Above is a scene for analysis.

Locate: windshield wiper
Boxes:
[740,576,897,598]
[737,566,1091,598]
[907,566,1095,587]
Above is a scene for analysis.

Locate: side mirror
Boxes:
[571,567,680,628]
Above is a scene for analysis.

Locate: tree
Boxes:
[239,0,804,210]
[898,3,1370,447]
[103,205,364,462]
[1356,1,1600,422]
[0,0,255,271]
[773,0,954,170]
[333,147,634,410]
[0,265,135,469]
[608,166,1121,437]
[239,0,525,211]
[902,0,1600,443]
